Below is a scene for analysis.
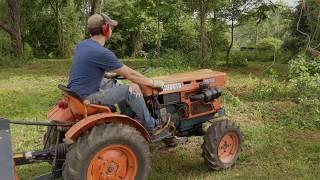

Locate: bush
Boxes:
[230,50,248,66]
[288,55,320,100]
[258,37,282,51]
[22,42,34,61]
[155,49,202,69]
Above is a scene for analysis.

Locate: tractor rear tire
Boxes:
[202,119,242,170]
[43,125,65,177]
[62,123,150,180]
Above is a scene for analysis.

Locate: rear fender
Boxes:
[65,113,151,143]
[47,104,74,122]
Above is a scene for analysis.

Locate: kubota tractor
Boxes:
[0,69,242,180]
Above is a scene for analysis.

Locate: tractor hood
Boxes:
[143,69,226,96]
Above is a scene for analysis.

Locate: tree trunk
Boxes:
[199,0,208,67]
[50,0,65,57]
[0,0,23,57]
[255,23,259,50]
[84,0,104,37]
[131,31,143,57]
[226,16,234,65]
[90,0,103,15]
[55,1,65,57]
[156,0,161,57]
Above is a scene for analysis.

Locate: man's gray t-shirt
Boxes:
[67,39,123,99]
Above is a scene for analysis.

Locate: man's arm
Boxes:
[113,65,154,86]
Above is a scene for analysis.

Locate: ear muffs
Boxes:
[101,23,110,37]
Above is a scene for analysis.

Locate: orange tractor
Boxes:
[0,69,242,180]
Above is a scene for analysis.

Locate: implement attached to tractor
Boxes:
[0,119,15,180]
[1,69,243,180]
[0,118,70,179]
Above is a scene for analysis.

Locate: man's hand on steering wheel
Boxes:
[152,79,165,91]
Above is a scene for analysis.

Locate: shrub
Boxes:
[155,49,203,69]
[288,55,320,100]
[243,69,288,101]
[230,50,248,66]
[22,42,34,61]
[258,37,282,51]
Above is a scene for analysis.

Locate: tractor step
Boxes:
[0,119,15,180]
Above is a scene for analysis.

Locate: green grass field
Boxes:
[0,59,319,179]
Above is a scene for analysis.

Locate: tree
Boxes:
[89,0,104,15]
[185,0,220,66]
[223,0,248,65]
[244,2,277,50]
[296,0,320,56]
[199,0,209,66]
[105,0,155,57]
[47,0,66,57]
[0,0,23,57]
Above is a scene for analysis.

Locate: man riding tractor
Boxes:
[67,13,172,136]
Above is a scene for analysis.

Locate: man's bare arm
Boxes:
[113,65,154,86]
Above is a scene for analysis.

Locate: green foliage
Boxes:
[154,49,193,69]
[288,55,320,100]
[22,42,34,61]
[0,33,33,67]
[20,0,82,58]
[247,70,287,101]
[291,0,320,53]
[0,31,13,56]
[162,15,199,53]
[208,19,229,54]
[230,50,248,66]
[258,37,282,51]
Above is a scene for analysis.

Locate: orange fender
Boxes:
[65,113,151,143]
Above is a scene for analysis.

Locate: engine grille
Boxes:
[191,101,213,115]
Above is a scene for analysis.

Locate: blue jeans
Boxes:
[86,79,156,130]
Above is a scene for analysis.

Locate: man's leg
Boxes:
[86,83,156,130]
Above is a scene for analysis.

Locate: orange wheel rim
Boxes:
[218,132,239,163]
[87,144,138,180]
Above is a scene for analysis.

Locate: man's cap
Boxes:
[87,13,118,29]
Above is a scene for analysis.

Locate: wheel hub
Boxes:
[106,162,118,174]
[218,132,239,163]
[87,144,138,180]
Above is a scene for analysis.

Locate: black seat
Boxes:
[58,84,83,101]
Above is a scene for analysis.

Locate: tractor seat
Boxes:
[58,84,83,101]
[58,84,116,112]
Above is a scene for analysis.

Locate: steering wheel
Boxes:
[104,66,152,80]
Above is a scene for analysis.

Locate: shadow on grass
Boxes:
[150,149,211,180]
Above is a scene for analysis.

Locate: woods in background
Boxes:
[0,0,319,66]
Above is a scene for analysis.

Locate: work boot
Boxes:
[150,113,171,136]
[163,136,188,148]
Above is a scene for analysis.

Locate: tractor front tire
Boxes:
[202,119,242,170]
[62,123,150,180]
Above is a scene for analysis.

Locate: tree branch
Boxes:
[0,20,13,35]
[48,0,58,15]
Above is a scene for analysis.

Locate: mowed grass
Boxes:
[0,59,319,179]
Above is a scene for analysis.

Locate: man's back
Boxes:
[67,39,122,99]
